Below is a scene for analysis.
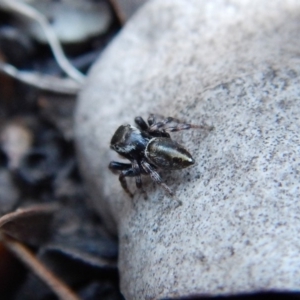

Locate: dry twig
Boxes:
[0,62,81,95]
[0,0,85,85]
[1,234,81,300]
[0,204,80,300]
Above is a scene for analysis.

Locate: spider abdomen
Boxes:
[145,137,195,170]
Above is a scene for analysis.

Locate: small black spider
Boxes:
[109,114,212,197]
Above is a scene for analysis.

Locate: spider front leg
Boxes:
[109,161,144,198]
[109,161,134,197]
[109,161,131,173]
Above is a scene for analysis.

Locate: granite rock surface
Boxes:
[75,0,300,299]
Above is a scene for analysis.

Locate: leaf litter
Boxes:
[0,1,124,299]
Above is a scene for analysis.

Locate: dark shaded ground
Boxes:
[0,1,124,299]
[0,1,299,300]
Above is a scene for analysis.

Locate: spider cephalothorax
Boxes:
[109,114,212,197]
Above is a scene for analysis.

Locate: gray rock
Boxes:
[75,0,300,299]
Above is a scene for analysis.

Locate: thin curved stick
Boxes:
[0,0,85,84]
[1,234,80,300]
[0,62,81,94]
[0,204,59,228]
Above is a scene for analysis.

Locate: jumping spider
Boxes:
[109,114,212,197]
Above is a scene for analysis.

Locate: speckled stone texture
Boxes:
[75,0,300,299]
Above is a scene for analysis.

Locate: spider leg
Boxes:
[119,170,135,198]
[147,114,156,126]
[109,161,135,197]
[136,115,169,137]
[109,161,132,173]
[141,160,174,196]
[134,116,149,131]
[109,161,144,198]
[148,114,213,133]
[132,160,146,195]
